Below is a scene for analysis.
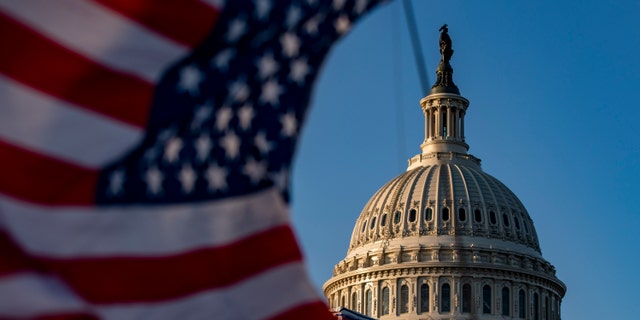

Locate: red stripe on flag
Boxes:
[0,11,153,128]
[0,231,33,277]
[0,140,97,205]
[0,314,99,320]
[0,225,303,303]
[268,301,336,320]
[95,0,220,48]
[32,314,99,320]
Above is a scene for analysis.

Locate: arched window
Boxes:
[518,289,526,318]
[409,209,417,222]
[441,283,451,312]
[425,207,433,221]
[341,295,346,308]
[533,292,539,320]
[352,292,358,312]
[361,220,367,232]
[482,285,492,314]
[514,217,521,230]
[502,213,510,227]
[400,285,409,314]
[370,217,376,229]
[442,207,450,221]
[462,284,471,313]
[489,210,497,224]
[502,287,510,316]
[381,214,387,226]
[365,289,372,316]
[420,284,430,313]
[381,287,390,315]
[474,208,482,222]
[458,207,466,221]
[394,211,401,224]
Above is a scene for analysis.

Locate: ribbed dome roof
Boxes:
[347,153,541,257]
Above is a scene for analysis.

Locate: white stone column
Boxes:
[437,106,442,138]
[460,109,464,138]
[431,108,436,138]
[425,109,430,140]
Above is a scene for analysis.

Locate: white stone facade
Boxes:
[323,90,565,319]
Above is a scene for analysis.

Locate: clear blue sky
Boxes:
[291,1,640,319]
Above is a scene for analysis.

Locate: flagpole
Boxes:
[402,0,430,94]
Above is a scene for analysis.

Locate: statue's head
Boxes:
[439,24,448,33]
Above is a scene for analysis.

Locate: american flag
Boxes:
[0,0,384,318]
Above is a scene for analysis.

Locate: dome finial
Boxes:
[430,24,460,94]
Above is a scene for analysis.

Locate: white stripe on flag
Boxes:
[0,75,143,168]
[0,187,290,257]
[0,273,87,318]
[0,0,186,82]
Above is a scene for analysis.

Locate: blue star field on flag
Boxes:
[96,0,385,205]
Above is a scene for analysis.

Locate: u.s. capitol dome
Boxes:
[323,27,565,320]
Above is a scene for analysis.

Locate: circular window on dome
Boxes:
[361,220,367,232]
[442,207,450,221]
[394,211,401,224]
[409,209,417,222]
[381,214,387,226]
[502,213,510,227]
[370,217,377,229]
[489,210,497,225]
[458,208,466,221]
[514,216,521,230]
[425,207,433,221]
[474,208,482,223]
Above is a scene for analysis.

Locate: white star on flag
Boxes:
[206,163,228,191]
[238,104,255,130]
[220,131,241,159]
[195,133,213,162]
[226,17,247,42]
[243,157,267,184]
[215,106,234,131]
[257,52,280,79]
[179,164,197,194]
[281,112,297,137]
[178,65,202,95]
[108,170,125,195]
[335,15,351,35]
[191,103,213,130]
[270,167,290,192]
[304,14,323,35]
[333,0,347,10]
[145,166,164,195]
[290,58,310,85]
[255,0,272,20]
[280,32,300,57]
[229,78,250,102]
[254,131,274,154]
[164,137,183,163]
[261,79,284,106]
[286,5,303,29]
[212,48,235,72]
